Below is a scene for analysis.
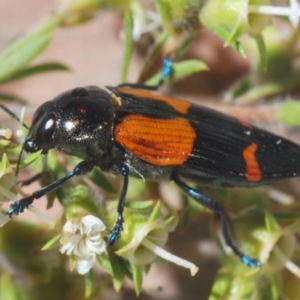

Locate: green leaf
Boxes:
[164,211,179,231]
[19,150,42,169]
[224,11,245,47]
[120,10,134,83]
[265,211,279,233]
[288,216,300,232]
[277,101,300,126]
[235,81,297,104]
[96,253,113,276]
[132,265,143,296]
[40,151,70,208]
[148,202,161,222]
[0,62,69,84]
[0,275,19,300]
[0,14,63,83]
[209,26,246,54]
[254,34,267,71]
[235,40,246,57]
[126,200,153,210]
[173,59,208,78]
[42,234,61,250]
[0,93,27,104]
[85,269,94,298]
[175,33,197,59]
[107,248,127,291]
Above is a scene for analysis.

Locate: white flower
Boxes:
[0,128,12,139]
[60,215,106,274]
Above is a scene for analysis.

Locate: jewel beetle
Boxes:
[4,58,300,268]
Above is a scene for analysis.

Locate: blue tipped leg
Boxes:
[7,160,94,217]
[108,214,124,245]
[173,174,262,268]
[240,255,261,268]
[108,165,129,245]
[118,55,173,91]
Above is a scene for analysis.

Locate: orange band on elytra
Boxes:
[116,87,191,114]
[115,114,196,166]
[243,143,262,181]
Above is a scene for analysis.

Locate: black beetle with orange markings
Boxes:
[4,58,300,268]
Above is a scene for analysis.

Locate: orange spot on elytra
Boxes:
[73,119,80,127]
[116,87,191,114]
[115,114,196,166]
[243,143,262,181]
[79,107,87,113]
[237,118,253,129]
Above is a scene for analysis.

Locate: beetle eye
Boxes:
[24,114,57,153]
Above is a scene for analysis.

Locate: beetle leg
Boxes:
[7,160,94,216]
[108,164,129,245]
[173,174,261,268]
[118,56,173,91]
[19,171,48,187]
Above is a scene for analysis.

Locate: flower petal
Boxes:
[81,215,106,233]
[76,255,95,275]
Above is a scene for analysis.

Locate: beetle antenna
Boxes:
[0,103,29,129]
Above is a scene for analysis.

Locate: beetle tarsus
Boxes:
[108,165,129,245]
[7,196,34,216]
[108,214,124,245]
[240,255,261,268]
[18,171,47,187]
